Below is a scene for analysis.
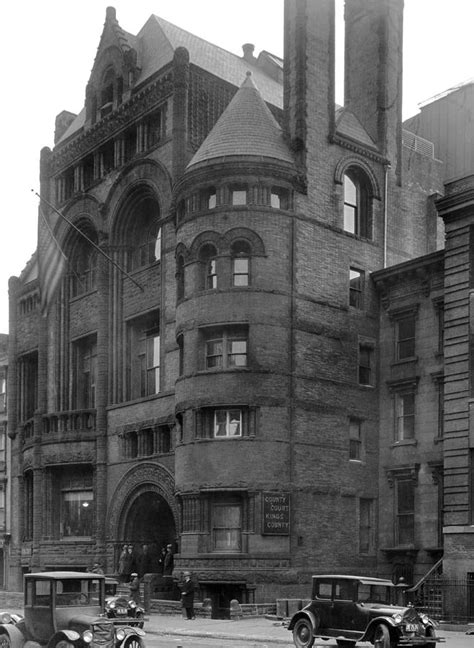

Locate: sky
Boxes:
[1,0,473,334]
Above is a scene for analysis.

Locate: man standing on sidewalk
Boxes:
[181,571,195,620]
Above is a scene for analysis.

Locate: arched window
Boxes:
[199,244,218,290]
[231,240,251,286]
[100,68,115,118]
[126,197,161,271]
[343,169,371,239]
[176,254,185,301]
[70,238,98,298]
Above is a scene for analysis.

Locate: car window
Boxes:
[26,580,52,606]
[56,579,101,607]
[357,584,391,604]
[334,581,353,600]
[316,581,332,599]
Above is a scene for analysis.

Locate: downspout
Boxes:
[383,163,391,268]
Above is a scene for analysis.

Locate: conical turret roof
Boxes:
[187,72,294,170]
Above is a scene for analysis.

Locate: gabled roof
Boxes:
[335,107,379,151]
[137,16,283,107]
[186,72,294,171]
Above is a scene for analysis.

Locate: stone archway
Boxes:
[106,463,178,572]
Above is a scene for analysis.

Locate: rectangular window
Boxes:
[0,370,6,412]
[349,419,362,461]
[437,381,444,438]
[214,409,242,437]
[395,392,415,441]
[397,315,416,359]
[232,188,247,206]
[358,345,374,386]
[204,327,248,370]
[61,491,93,537]
[72,335,97,409]
[125,311,160,400]
[24,471,34,541]
[396,480,415,545]
[212,502,242,552]
[0,427,5,463]
[349,268,364,309]
[359,498,374,553]
[233,258,249,286]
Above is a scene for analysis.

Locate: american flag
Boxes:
[37,205,67,316]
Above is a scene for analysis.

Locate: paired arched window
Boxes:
[231,240,251,287]
[199,244,218,290]
[343,168,372,239]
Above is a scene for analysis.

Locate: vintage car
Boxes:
[0,572,146,648]
[104,578,145,628]
[288,575,443,648]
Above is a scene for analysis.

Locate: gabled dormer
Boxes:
[85,6,141,126]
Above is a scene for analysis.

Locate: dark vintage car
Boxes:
[288,575,444,648]
[0,572,146,648]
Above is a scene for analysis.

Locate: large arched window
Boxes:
[176,254,185,301]
[343,169,371,239]
[70,235,98,298]
[199,244,218,290]
[126,197,161,271]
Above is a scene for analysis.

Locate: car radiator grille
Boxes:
[92,621,115,647]
[403,609,420,624]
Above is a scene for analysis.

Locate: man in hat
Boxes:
[163,543,174,575]
[181,571,195,619]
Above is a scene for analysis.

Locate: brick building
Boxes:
[7,0,464,607]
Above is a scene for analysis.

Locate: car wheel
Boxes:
[293,618,315,648]
[0,633,11,648]
[55,641,75,648]
[425,625,436,648]
[124,638,143,648]
[373,624,392,648]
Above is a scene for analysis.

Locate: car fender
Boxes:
[47,630,81,647]
[287,609,319,632]
[117,626,146,646]
[0,624,26,648]
[361,618,397,642]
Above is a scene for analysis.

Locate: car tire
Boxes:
[293,618,315,648]
[373,624,393,648]
[55,641,75,648]
[0,633,11,648]
[124,638,143,648]
[425,625,436,648]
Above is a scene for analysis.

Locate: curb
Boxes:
[146,627,291,644]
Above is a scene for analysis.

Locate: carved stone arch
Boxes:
[334,155,381,200]
[106,463,178,542]
[222,227,266,256]
[189,231,222,261]
[175,242,190,263]
[105,159,172,240]
[55,197,102,250]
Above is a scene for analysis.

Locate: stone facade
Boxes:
[6,0,463,610]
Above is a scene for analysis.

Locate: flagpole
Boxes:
[34,191,145,292]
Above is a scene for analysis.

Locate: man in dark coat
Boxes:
[163,543,174,575]
[181,571,195,619]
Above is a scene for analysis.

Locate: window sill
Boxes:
[390,356,418,367]
[197,368,250,376]
[391,439,418,448]
[358,383,375,389]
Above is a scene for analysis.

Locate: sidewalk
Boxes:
[144,613,293,644]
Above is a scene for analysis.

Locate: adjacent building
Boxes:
[5,0,473,614]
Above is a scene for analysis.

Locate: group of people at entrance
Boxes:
[117,542,175,582]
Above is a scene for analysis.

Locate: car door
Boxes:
[312,578,334,632]
[330,579,363,640]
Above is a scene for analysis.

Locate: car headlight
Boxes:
[116,629,126,641]
[82,631,93,644]
[393,613,403,624]
[109,600,116,609]
[421,614,429,625]
[0,613,11,623]
[129,600,137,609]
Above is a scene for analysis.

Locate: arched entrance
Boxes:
[122,490,176,550]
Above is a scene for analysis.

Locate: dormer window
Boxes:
[100,68,115,118]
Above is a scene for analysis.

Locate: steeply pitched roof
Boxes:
[137,16,283,107]
[335,107,379,151]
[186,72,294,171]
